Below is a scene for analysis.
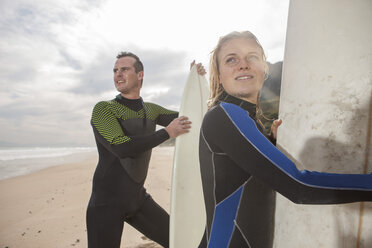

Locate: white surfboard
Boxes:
[275,0,372,247]
[170,65,209,248]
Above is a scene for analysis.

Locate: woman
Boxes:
[198,31,372,248]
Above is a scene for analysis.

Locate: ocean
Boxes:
[0,147,97,180]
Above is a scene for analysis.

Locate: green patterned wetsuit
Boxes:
[87,95,178,248]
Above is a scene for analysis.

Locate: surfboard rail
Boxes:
[170,65,209,248]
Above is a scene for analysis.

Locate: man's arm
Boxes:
[145,103,192,138]
[145,102,179,127]
[91,101,190,158]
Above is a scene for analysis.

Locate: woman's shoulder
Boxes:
[205,102,238,117]
[203,103,227,124]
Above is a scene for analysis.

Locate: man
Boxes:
[86,52,204,248]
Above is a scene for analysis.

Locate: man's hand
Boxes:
[165,116,192,138]
[270,119,282,140]
[190,60,206,76]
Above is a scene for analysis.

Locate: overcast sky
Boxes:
[0,0,290,147]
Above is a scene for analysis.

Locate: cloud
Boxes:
[71,45,189,108]
[0,0,107,146]
[0,1,191,147]
[127,48,189,108]
[0,0,289,146]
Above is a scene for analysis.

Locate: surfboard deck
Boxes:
[275,0,372,247]
[169,65,209,248]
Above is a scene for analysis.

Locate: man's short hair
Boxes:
[116,52,144,73]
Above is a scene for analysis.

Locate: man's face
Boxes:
[217,38,267,103]
[113,56,143,96]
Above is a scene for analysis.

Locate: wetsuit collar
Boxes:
[116,94,142,101]
[115,94,148,128]
[218,91,257,120]
[115,94,144,112]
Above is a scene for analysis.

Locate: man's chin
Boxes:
[115,88,128,94]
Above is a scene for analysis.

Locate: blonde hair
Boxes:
[208,31,268,109]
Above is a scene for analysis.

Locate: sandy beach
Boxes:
[0,147,174,248]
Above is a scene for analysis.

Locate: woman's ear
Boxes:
[264,62,269,80]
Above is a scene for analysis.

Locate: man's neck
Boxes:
[120,92,140,100]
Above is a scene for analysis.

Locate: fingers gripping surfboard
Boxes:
[170,65,209,248]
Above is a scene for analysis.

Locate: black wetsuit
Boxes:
[87,95,177,248]
[198,92,372,248]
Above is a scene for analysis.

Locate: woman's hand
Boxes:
[270,119,282,140]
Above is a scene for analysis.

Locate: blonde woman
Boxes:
[198,31,372,248]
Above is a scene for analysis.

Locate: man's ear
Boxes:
[138,71,144,81]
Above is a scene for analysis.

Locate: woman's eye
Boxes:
[226,57,238,65]
[248,55,261,61]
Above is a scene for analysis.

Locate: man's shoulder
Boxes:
[144,102,176,112]
[92,99,126,116]
[144,101,168,109]
[94,99,116,106]
[94,99,125,108]
[143,102,177,121]
[143,101,157,107]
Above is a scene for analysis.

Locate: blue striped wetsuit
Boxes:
[198,92,372,248]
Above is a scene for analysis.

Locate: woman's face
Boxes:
[217,38,267,104]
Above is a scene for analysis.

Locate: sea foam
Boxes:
[0,147,96,180]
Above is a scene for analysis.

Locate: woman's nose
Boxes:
[239,59,250,70]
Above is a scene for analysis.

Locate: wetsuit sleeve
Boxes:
[266,133,277,146]
[91,101,170,158]
[201,103,372,204]
[149,103,179,127]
